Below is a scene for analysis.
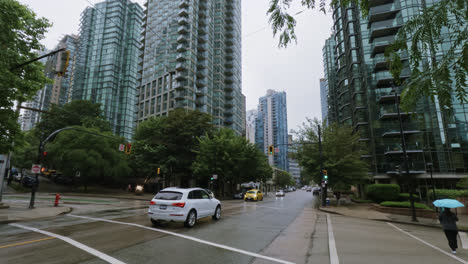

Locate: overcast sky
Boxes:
[18,0,333,133]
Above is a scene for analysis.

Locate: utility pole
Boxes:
[318,125,326,207]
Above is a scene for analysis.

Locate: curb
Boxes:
[0,207,73,225]
[319,207,468,232]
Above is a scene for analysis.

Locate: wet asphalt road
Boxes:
[0,191,318,264]
[2,191,468,264]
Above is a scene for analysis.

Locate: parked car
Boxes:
[244,189,263,201]
[22,176,37,188]
[301,186,306,190]
[148,187,221,228]
[306,187,312,192]
[233,192,245,199]
[276,190,285,197]
[313,187,321,196]
[53,174,73,185]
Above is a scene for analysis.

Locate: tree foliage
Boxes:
[192,128,272,195]
[0,0,51,153]
[132,109,214,187]
[10,130,38,173]
[35,100,111,140]
[274,169,293,187]
[293,118,369,190]
[46,126,130,189]
[267,0,467,109]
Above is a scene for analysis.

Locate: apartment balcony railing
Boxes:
[368,1,401,23]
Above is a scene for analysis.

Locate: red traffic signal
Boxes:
[125,143,132,154]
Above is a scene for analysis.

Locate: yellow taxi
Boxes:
[244,189,263,201]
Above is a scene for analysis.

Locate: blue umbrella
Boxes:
[433,199,465,208]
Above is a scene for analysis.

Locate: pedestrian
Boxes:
[439,207,459,254]
[127,184,132,192]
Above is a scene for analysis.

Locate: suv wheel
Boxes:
[184,210,197,228]
[212,206,221,220]
[151,218,161,227]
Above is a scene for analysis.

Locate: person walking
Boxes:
[439,207,459,254]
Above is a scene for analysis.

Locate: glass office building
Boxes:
[138,0,245,135]
[323,0,468,185]
[255,90,289,171]
[73,0,143,140]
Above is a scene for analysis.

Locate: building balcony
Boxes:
[369,16,403,40]
[178,17,188,25]
[368,0,394,8]
[175,63,186,71]
[176,54,186,62]
[196,69,208,78]
[179,0,189,8]
[225,68,233,77]
[225,31,233,38]
[382,129,421,138]
[368,1,401,24]
[197,62,206,70]
[198,44,207,52]
[174,91,185,100]
[175,72,186,81]
[224,117,233,125]
[173,81,187,90]
[384,143,423,155]
[177,35,188,43]
[196,87,207,96]
[370,36,394,57]
[196,78,207,88]
[383,162,426,175]
[198,35,208,44]
[225,76,234,84]
[196,97,207,106]
[225,85,233,92]
[225,38,233,46]
[379,109,414,120]
[176,44,187,52]
[177,25,188,34]
[374,68,410,87]
[178,8,189,17]
[224,109,233,116]
[225,92,234,100]
[376,90,400,104]
[225,101,234,108]
[225,23,233,31]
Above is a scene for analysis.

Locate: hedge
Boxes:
[366,184,400,202]
[380,201,432,210]
[399,193,420,202]
[428,189,468,199]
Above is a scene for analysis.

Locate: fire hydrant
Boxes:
[54,193,61,207]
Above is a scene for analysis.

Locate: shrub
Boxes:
[428,189,468,199]
[366,184,400,202]
[380,201,432,210]
[398,193,420,202]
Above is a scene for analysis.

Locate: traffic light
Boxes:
[57,50,70,76]
[157,168,160,175]
[125,143,132,154]
[322,169,328,180]
[268,145,274,155]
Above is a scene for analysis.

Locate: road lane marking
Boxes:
[388,223,468,264]
[9,223,126,264]
[69,214,295,264]
[326,214,339,264]
[0,236,55,249]
[460,232,468,249]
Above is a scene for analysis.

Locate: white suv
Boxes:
[148,187,221,228]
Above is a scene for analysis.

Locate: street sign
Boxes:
[321,183,325,188]
[212,174,218,180]
[119,144,125,151]
[31,164,41,174]
[275,148,280,153]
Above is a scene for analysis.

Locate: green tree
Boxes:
[35,100,111,140]
[293,118,369,191]
[132,109,214,187]
[0,0,51,153]
[274,169,293,187]
[46,126,130,190]
[267,0,467,109]
[10,130,38,176]
[192,128,272,196]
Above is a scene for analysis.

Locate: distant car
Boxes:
[233,192,245,199]
[301,187,306,190]
[276,190,285,197]
[306,187,312,192]
[148,187,221,228]
[244,189,263,201]
[313,187,321,196]
[292,187,296,191]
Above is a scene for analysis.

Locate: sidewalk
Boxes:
[319,202,468,231]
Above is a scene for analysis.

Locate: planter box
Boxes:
[372,204,437,219]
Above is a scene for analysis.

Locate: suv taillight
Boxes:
[150,201,156,205]
[172,202,185,208]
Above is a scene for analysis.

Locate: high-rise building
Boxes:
[323,1,468,184]
[246,109,257,144]
[319,78,328,124]
[73,0,143,140]
[137,0,244,134]
[288,135,301,184]
[322,37,337,125]
[255,90,289,171]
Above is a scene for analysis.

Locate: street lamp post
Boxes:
[393,87,418,222]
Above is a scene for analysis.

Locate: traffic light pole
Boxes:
[318,125,326,207]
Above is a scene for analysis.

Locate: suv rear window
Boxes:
[154,191,183,200]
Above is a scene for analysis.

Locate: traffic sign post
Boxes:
[31,164,41,174]
[119,144,125,151]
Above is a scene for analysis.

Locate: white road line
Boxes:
[9,223,126,264]
[326,214,340,264]
[460,232,468,249]
[69,214,295,264]
[388,223,468,264]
